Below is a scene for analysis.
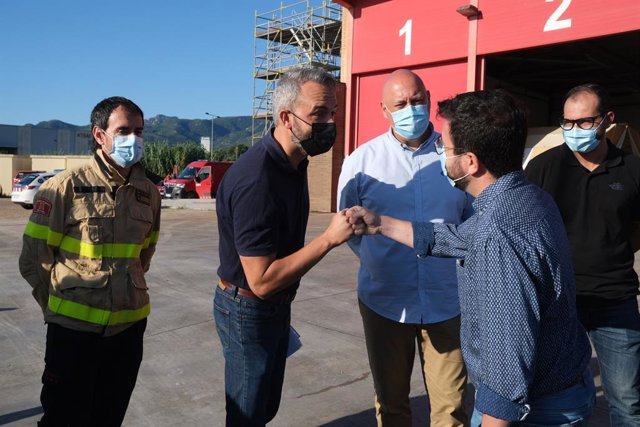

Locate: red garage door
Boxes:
[353,62,468,148]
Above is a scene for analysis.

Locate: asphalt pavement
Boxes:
[0,197,619,426]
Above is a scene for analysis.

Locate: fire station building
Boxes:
[333,0,640,153]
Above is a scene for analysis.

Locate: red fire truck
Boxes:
[163,160,232,199]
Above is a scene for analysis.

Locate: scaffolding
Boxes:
[252,0,342,144]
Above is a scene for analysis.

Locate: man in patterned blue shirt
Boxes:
[347,90,595,426]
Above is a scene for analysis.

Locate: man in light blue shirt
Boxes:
[337,69,473,426]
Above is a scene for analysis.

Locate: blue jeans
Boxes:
[470,369,596,426]
[578,297,640,426]
[213,285,291,427]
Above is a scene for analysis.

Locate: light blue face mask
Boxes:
[439,152,469,187]
[105,132,144,168]
[562,121,604,153]
[388,104,429,140]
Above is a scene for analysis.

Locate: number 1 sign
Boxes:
[350,0,639,74]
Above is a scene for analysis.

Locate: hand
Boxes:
[323,210,354,247]
[345,206,381,235]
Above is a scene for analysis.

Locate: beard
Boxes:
[291,138,304,151]
[449,157,470,191]
[454,175,470,192]
[290,120,312,151]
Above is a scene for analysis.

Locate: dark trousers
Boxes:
[38,319,147,427]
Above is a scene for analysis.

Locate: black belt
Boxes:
[218,278,296,304]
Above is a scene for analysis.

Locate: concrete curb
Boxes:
[161,198,216,211]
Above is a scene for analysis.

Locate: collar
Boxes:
[386,123,437,153]
[263,128,308,174]
[94,149,148,189]
[561,139,623,172]
[473,170,525,213]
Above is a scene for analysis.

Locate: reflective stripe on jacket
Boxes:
[19,151,161,336]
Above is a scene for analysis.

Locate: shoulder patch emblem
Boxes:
[33,198,52,217]
[135,189,151,205]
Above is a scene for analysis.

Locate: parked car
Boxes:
[13,170,45,189]
[164,160,232,199]
[11,172,57,209]
[156,181,166,198]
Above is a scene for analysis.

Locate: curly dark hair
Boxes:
[89,96,143,152]
[437,89,527,179]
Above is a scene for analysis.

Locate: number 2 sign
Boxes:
[544,0,572,32]
[395,0,575,61]
[476,0,638,55]
[350,0,638,73]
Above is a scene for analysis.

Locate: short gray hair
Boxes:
[272,65,336,126]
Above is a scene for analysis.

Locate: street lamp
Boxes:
[205,112,220,153]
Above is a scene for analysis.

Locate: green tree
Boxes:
[142,141,246,178]
[141,141,174,178]
[208,144,248,161]
[171,142,206,171]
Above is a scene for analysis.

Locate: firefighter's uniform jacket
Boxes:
[19,151,161,336]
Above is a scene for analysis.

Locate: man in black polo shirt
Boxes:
[526,83,640,426]
[214,65,354,427]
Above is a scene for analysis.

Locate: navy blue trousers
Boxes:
[38,319,146,427]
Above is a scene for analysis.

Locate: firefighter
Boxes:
[19,96,161,426]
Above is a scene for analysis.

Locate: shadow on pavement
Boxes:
[0,406,43,425]
[318,395,431,426]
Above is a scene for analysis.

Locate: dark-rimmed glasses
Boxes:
[559,115,604,131]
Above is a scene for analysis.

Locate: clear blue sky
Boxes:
[0,0,273,126]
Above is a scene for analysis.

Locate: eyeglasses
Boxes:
[434,136,465,155]
[559,115,604,131]
[289,110,334,124]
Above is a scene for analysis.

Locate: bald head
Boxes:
[382,69,428,108]
[381,69,431,144]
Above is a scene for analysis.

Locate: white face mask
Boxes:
[439,152,469,187]
[103,132,144,168]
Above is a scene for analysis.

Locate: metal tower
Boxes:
[252,0,342,144]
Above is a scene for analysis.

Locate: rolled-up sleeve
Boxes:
[412,221,433,258]
[412,221,469,260]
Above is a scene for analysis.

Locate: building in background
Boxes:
[257,0,638,212]
[0,124,91,155]
[333,0,640,154]
[200,136,211,153]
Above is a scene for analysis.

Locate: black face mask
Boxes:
[290,112,337,156]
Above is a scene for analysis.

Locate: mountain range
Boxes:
[30,115,264,147]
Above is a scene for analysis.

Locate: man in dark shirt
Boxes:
[526,83,640,426]
[214,65,354,427]
[347,90,595,426]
